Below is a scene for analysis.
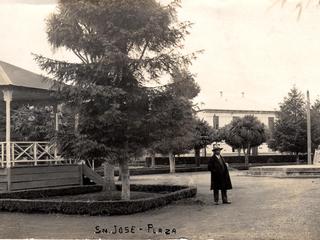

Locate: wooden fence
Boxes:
[0,141,73,167]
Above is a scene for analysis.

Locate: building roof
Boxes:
[201,92,277,112]
[0,61,55,102]
[200,108,278,115]
[0,60,53,90]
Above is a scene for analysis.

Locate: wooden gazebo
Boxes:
[0,61,87,191]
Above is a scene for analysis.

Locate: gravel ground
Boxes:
[0,171,319,239]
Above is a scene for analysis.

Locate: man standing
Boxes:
[208,145,232,205]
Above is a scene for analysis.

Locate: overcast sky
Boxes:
[0,0,320,110]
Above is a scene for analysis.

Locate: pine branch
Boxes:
[135,40,150,69]
[72,49,88,64]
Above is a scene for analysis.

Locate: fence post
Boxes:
[11,143,15,167]
[54,142,58,165]
[79,163,83,186]
[3,90,12,171]
[34,143,37,166]
[1,143,3,167]
[7,167,11,192]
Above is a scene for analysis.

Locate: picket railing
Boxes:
[0,141,66,167]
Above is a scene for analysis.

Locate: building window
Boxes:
[268,117,275,131]
[213,115,219,129]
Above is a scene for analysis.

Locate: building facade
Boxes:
[196,92,278,155]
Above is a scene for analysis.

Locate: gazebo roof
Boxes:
[0,61,56,103]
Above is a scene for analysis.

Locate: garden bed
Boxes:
[0,184,196,215]
[39,190,162,201]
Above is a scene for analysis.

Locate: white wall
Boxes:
[197,109,278,155]
[197,110,277,128]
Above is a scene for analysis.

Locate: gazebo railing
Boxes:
[0,141,64,167]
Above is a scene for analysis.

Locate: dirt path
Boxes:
[0,171,319,239]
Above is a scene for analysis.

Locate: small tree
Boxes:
[223,115,266,167]
[192,118,221,166]
[146,59,200,171]
[149,70,199,173]
[268,87,307,162]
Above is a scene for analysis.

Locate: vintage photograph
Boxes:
[0,0,319,239]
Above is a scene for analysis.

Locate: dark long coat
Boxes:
[208,155,232,190]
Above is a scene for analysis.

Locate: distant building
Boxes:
[197,91,278,155]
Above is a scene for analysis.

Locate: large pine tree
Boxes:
[268,87,307,160]
[311,98,320,152]
[35,0,197,200]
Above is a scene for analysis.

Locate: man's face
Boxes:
[214,149,221,155]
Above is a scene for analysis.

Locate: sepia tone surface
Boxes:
[0,0,320,239]
[0,172,318,239]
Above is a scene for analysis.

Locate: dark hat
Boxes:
[212,144,223,151]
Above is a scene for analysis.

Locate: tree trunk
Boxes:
[119,157,130,200]
[103,162,115,194]
[118,163,122,181]
[246,144,251,167]
[151,152,156,168]
[296,152,299,164]
[237,149,241,156]
[243,148,249,169]
[169,151,175,173]
[195,148,201,167]
[244,153,249,169]
[119,141,130,200]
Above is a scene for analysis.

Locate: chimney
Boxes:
[220,91,223,97]
[241,92,245,98]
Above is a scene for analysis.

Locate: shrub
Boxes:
[0,184,196,215]
[0,186,102,199]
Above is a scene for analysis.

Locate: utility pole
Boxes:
[307,90,312,165]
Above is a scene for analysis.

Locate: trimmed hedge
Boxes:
[129,166,210,175]
[118,184,189,193]
[145,154,308,166]
[0,185,102,199]
[0,184,197,216]
[96,162,307,177]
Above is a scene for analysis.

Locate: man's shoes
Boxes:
[222,201,231,204]
[214,202,219,205]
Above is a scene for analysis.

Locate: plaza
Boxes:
[1,1,320,240]
[0,171,319,240]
